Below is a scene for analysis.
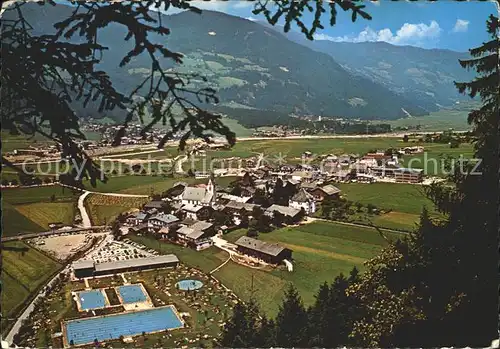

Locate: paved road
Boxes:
[1,227,106,242]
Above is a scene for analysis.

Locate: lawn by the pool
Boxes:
[64,305,183,346]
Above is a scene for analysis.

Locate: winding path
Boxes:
[77,191,92,228]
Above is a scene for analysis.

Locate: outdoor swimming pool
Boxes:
[77,290,107,311]
[117,284,147,304]
[176,279,203,291]
[64,306,183,346]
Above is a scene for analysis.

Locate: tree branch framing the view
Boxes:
[1,0,371,187]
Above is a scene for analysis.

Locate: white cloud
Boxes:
[233,1,256,9]
[452,19,469,33]
[313,33,337,41]
[314,21,442,47]
[245,16,258,22]
[154,0,255,14]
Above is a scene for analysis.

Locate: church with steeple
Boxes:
[181,178,216,207]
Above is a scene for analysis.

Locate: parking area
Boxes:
[90,239,159,264]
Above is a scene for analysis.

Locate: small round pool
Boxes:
[176,279,203,291]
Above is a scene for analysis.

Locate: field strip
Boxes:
[280,243,367,265]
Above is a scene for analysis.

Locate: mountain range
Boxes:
[4,3,474,122]
[263,23,473,113]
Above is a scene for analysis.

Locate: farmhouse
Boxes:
[234,236,292,264]
[143,200,164,210]
[181,204,212,221]
[176,221,215,250]
[289,170,314,182]
[289,188,316,214]
[331,170,352,182]
[217,193,252,205]
[265,204,302,221]
[310,184,341,201]
[223,201,258,214]
[126,212,149,226]
[148,213,180,231]
[72,255,180,278]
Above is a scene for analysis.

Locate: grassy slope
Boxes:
[336,182,438,231]
[1,241,61,320]
[337,183,433,215]
[220,221,403,315]
[131,220,403,316]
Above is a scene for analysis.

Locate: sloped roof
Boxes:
[177,226,194,236]
[144,201,164,209]
[178,221,213,239]
[182,187,207,201]
[224,200,257,212]
[235,236,289,257]
[291,188,314,203]
[190,221,213,231]
[290,171,313,179]
[320,185,341,195]
[219,193,251,203]
[265,204,301,217]
[149,213,179,224]
[186,230,207,240]
[300,181,318,190]
[129,212,148,220]
[181,204,204,213]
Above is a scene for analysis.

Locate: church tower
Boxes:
[206,178,214,195]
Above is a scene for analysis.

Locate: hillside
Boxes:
[3,3,429,122]
[262,22,474,112]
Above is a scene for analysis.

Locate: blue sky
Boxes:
[165,0,498,52]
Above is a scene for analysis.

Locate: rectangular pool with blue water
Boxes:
[64,305,184,346]
[77,290,107,311]
[117,284,147,304]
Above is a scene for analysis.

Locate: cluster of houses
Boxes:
[123,172,342,253]
[300,147,425,184]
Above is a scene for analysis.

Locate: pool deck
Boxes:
[61,305,185,347]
